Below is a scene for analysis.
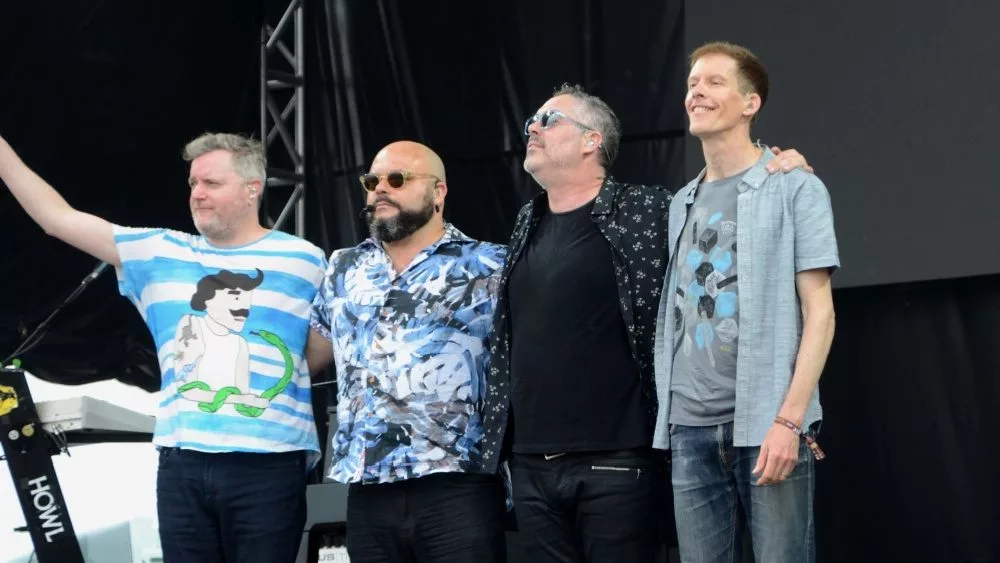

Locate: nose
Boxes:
[190,182,207,200]
[688,82,706,101]
[372,178,391,195]
[526,116,544,136]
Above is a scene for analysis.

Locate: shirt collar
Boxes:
[591,177,617,217]
[684,147,775,202]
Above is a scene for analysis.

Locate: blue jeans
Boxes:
[670,423,815,563]
[156,447,307,563]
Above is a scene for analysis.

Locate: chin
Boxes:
[196,222,229,241]
[373,208,399,220]
[523,157,541,175]
[690,125,722,139]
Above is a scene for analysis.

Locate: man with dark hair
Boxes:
[0,132,327,563]
[652,42,839,563]
[479,83,812,561]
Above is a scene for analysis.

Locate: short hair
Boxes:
[689,42,769,121]
[552,83,622,170]
[183,133,266,184]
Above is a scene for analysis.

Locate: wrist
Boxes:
[776,408,805,428]
[774,414,827,461]
[773,416,804,438]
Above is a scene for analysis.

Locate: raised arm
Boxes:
[0,136,120,266]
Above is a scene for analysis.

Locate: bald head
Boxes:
[364,140,449,245]
[371,140,446,182]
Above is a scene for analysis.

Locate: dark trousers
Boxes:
[156,447,307,563]
[346,472,507,563]
[509,447,666,563]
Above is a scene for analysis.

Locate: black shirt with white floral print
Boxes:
[480,178,673,472]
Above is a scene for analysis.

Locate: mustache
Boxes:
[371,197,400,209]
[230,309,250,318]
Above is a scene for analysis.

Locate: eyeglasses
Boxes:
[523,109,597,136]
[523,109,613,164]
[359,170,441,192]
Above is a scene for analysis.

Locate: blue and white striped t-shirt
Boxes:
[113,226,327,463]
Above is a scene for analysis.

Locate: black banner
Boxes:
[0,368,84,563]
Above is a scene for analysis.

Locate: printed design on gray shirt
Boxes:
[674,195,739,365]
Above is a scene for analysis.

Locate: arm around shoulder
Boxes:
[0,137,120,266]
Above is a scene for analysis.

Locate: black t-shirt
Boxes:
[507,198,647,453]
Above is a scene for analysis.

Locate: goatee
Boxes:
[368,194,435,243]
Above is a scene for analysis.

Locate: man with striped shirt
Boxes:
[0,132,327,563]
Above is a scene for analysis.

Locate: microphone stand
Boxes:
[3,261,109,366]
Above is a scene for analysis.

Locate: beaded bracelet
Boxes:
[774,415,826,461]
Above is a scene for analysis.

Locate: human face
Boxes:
[203,287,253,332]
[523,95,596,179]
[686,53,759,138]
[188,150,256,242]
[364,151,441,243]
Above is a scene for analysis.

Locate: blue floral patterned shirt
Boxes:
[310,224,507,484]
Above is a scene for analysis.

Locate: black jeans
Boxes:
[156,447,307,563]
[346,472,507,563]
[509,447,666,563]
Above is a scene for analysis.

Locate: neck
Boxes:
[207,222,270,248]
[699,127,761,183]
[202,315,231,335]
[382,219,446,274]
[538,166,605,213]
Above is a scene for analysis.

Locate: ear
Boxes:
[583,131,603,155]
[743,92,762,119]
[434,180,448,207]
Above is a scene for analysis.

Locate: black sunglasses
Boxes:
[523,109,596,136]
[359,170,440,192]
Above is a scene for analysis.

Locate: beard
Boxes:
[193,212,235,242]
[368,191,436,243]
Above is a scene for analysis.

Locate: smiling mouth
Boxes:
[691,106,715,114]
[230,309,249,319]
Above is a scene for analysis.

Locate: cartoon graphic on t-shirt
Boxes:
[171,269,295,418]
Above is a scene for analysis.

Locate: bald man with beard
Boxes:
[306,141,510,563]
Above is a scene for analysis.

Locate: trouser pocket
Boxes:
[590,465,646,479]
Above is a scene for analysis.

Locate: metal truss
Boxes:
[260,0,306,238]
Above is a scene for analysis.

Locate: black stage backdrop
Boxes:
[817,272,1000,563]
[0,1,997,561]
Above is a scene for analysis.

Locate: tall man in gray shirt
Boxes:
[653,42,839,563]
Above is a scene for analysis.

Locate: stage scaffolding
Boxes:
[260,0,306,238]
